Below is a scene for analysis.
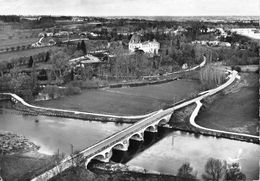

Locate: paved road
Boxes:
[190,100,259,139]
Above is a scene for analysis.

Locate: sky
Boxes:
[0,0,259,16]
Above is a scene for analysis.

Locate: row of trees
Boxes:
[0,15,20,22]
[177,158,246,181]
[199,65,226,90]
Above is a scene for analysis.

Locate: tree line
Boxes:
[177,158,247,181]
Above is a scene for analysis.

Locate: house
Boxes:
[128,34,160,54]
[182,63,188,70]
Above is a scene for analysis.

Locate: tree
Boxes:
[177,162,197,179]
[202,158,227,181]
[225,163,246,181]
[0,62,6,77]
[80,40,86,54]
[176,38,180,50]
[50,50,70,83]
[45,52,50,62]
[191,49,195,59]
[28,56,34,68]
[8,71,34,100]
[77,42,81,51]
[199,65,225,90]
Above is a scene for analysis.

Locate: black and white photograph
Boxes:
[0,0,259,180]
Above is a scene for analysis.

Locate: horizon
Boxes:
[0,0,259,17]
[0,15,259,17]
[1,14,259,18]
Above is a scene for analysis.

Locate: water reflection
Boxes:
[126,128,259,180]
[0,108,128,155]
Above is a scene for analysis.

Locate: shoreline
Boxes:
[1,72,258,144]
[0,131,40,155]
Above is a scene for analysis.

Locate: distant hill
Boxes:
[104,16,259,22]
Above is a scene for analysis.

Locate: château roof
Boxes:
[129,33,142,43]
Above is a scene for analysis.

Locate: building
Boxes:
[231,28,260,40]
[128,34,160,54]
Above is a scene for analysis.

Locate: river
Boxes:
[126,130,259,180]
[0,106,128,155]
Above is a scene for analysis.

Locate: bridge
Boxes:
[28,69,260,181]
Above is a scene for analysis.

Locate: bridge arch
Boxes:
[91,154,106,162]
[112,139,129,151]
[89,148,113,163]
[129,132,144,141]
[144,125,157,132]
[157,119,168,126]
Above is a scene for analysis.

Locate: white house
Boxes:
[128,34,160,54]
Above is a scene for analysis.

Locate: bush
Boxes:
[68,79,108,89]
[41,85,81,99]
[231,66,241,72]
[65,86,81,95]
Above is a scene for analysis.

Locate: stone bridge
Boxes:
[31,108,174,181]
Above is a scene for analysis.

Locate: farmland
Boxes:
[0,23,41,50]
[0,47,59,62]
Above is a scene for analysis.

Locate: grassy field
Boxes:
[0,37,39,50]
[0,46,59,62]
[0,24,41,50]
[0,152,56,181]
[35,79,201,116]
[196,73,258,136]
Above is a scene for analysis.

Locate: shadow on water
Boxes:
[87,126,174,170]
[110,126,174,164]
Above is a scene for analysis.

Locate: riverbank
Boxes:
[0,131,39,155]
[0,131,60,181]
[50,162,197,181]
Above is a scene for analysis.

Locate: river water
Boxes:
[126,130,259,180]
[0,103,259,180]
[0,107,128,155]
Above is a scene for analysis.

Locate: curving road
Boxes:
[1,92,159,120]
[190,100,259,139]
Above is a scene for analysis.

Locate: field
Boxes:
[0,24,41,50]
[0,152,55,181]
[196,73,258,136]
[35,79,201,116]
[0,47,59,62]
